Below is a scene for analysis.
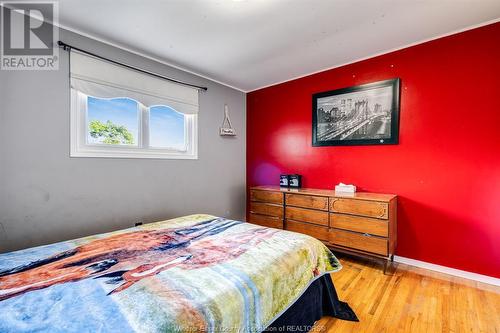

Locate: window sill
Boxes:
[70,148,198,160]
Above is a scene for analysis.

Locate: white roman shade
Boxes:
[70,50,199,114]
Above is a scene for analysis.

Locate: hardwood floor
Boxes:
[317,255,500,333]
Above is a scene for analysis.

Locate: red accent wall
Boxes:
[247,23,500,278]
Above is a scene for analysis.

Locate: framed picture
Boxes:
[312,78,400,146]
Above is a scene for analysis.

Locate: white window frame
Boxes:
[70,89,198,159]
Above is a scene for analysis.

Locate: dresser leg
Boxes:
[383,258,393,275]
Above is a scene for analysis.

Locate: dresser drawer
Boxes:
[329,228,388,256]
[250,189,283,204]
[285,206,329,226]
[285,194,328,211]
[249,213,283,229]
[330,213,388,237]
[286,220,329,241]
[250,202,283,218]
[330,198,388,219]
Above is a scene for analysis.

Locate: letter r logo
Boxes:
[1,2,55,56]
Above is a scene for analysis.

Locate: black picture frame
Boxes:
[288,174,302,188]
[312,78,400,146]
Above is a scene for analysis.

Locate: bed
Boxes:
[0,214,357,332]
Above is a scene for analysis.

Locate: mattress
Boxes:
[0,214,343,332]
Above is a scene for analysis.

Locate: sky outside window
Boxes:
[149,106,186,150]
[87,97,139,146]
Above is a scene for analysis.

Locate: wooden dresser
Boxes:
[249,186,397,272]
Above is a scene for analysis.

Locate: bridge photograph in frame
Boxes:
[312,78,400,146]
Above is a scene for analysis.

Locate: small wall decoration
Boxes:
[220,104,236,136]
[279,175,289,187]
[312,78,400,146]
[288,174,302,188]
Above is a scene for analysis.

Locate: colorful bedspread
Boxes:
[0,214,341,333]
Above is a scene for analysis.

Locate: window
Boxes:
[70,51,198,159]
[149,105,186,150]
[87,97,139,147]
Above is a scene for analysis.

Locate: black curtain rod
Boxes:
[57,41,208,91]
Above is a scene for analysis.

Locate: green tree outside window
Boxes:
[89,120,135,145]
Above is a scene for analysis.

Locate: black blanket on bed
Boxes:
[265,274,358,332]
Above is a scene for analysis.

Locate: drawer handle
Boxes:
[330,199,338,210]
[379,207,387,218]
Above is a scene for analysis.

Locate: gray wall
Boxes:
[0,28,246,253]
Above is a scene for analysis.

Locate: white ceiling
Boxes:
[45,1,500,91]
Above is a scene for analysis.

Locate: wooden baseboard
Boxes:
[393,255,500,287]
